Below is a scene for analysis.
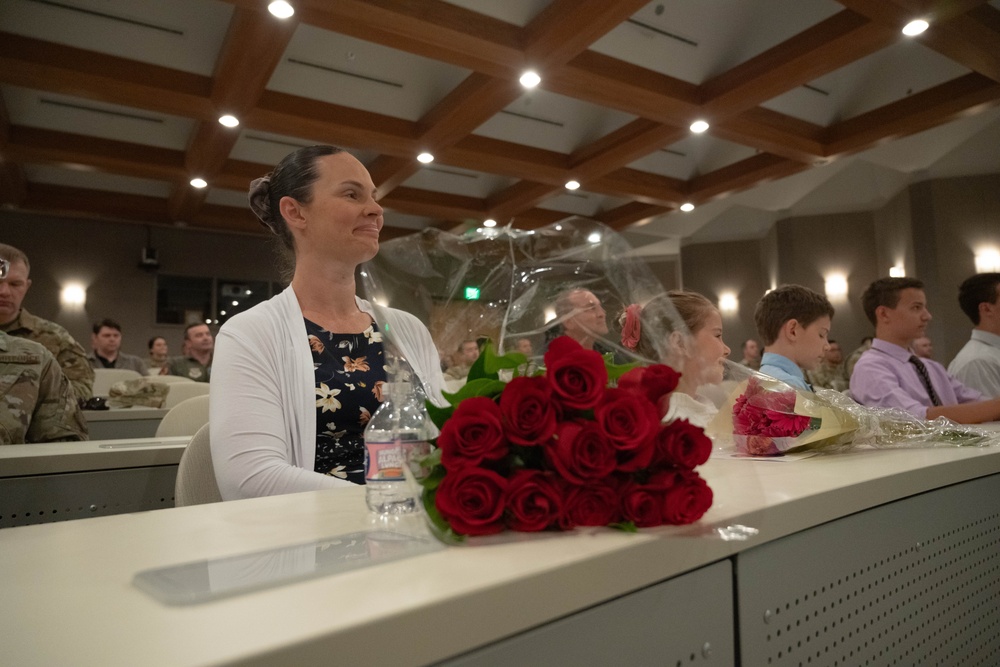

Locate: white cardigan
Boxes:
[210,286,445,501]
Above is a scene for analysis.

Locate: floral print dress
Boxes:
[305,318,386,484]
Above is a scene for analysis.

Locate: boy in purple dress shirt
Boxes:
[850,277,1000,423]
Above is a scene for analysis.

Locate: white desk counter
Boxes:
[0,437,188,477]
[2,445,998,666]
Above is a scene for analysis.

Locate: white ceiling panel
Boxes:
[590,0,841,84]
[475,89,635,154]
[268,24,471,122]
[0,0,232,76]
[2,85,196,150]
[401,164,515,199]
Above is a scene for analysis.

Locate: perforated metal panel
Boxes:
[0,465,177,528]
[440,559,734,667]
[737,474,1000,667]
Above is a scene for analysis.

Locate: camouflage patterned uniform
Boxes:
[1,332,88,444]
[1,309,95,400]
[165,355,212,382]
[807,361,849,391]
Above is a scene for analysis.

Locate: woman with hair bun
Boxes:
[210,146,444,500]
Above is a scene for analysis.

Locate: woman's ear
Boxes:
[279,196,307,232]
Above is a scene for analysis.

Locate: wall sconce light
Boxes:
[543,308,557,324]
[718,292,738,314]
[60,283,87,308]
[974,248,1000,274]
[825,274,849,300]
[889,265,905,278]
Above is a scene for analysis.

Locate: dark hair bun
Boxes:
[248,176,278,233]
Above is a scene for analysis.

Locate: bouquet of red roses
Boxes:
[725,374,998,457]
[731,376,858,456]
[418,335,714,539]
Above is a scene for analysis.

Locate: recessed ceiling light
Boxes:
[680,203,695,212]
[587,232,601,243]
[268,1,294,19]
[565,180,580,190]
[483,219,497,228]
[190,178,208,188]
[218,114,239,127]
[519,70,541,89]
[902,19,929,36]
[690,120,710,134]
[417,152,434,164]
[554,224,563,231]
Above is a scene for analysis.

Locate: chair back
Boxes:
[155,394,210,438]
[160,381,211,409]
[92,368,144,396]
[174,424,222,506]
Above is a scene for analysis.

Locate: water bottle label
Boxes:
[364,440,430,482]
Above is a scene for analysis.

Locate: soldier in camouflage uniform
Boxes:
[807,339,849,391]
[0,244,95,401]
[1,332,88,444]
[163,322,214,382]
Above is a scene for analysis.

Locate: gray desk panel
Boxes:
[737,474,1000,666]
[439,559,734,667]
[0,465,177,528]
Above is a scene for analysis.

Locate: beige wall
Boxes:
[2,211,281,358]
[915,174,1000,362]
[680,239,768,358]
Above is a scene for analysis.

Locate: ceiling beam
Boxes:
[21,183,173,224]
[293,0,524,80]
[168,7,298,223]
[836,1,1000,82]
[0,32,213,119]
[825,72,1000,156]
[594,202,673,231]
[702,11,898,117]
[588,169,688,208]
[689,154,812,203]
[4,126,186,182]
[487,181,561,222]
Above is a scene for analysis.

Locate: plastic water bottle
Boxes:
[364,382,432,514]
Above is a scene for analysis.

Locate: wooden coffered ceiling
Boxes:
[1,0,999,245]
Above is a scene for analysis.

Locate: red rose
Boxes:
[543,336,608,411]
[545,419,617,485]
[499,376,559,446]
[618,364,681,407]
[653,419,712,469]
[505,469,563,532]
[437,396,508,469]
[435,466,508,536]
[594,388,658,471]
[620,481,662,528]
[559,481,621,529]
[662,470,713,525]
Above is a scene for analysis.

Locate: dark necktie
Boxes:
[909,355,942,406]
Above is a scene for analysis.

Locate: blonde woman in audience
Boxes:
[619,290,731,427]
[211,145,444,500]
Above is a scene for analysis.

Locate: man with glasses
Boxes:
[0,258,88,444]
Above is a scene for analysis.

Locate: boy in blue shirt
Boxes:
[753,285,834,391]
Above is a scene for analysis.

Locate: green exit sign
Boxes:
[464,286,481,300]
